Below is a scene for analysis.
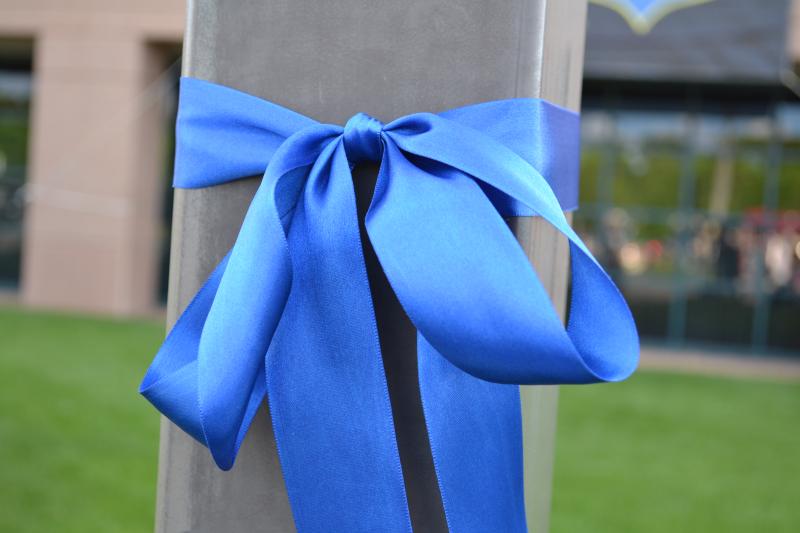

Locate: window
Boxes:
[0,41,32,289]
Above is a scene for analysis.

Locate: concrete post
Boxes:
[156,1,587,531]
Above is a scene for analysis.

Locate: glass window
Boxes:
[579,95,799,354]
[0,56,32,288]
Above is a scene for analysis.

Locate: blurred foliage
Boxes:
[552,372,800,533]
[778,159,800,211]
[581,143,800,213]
[693,152,768,212]
[578,149,601,204]
[0,115,28,169]
[613,152,681,208]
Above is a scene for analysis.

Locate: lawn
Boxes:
[0,307,798,532]
[0,307,163,533]
[551,371,800,533]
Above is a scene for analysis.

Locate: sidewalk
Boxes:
[640,346,800,382]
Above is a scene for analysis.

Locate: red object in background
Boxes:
[645,239,664,261]
[744,208,800,232]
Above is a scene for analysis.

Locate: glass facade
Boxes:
[577,83,800,354]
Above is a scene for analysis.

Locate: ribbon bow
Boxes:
[141,77,638,533]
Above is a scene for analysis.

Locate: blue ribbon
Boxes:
[141,77,638,532]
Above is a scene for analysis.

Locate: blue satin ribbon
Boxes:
[141,77,638,533]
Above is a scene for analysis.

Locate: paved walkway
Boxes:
[640,346,800,382]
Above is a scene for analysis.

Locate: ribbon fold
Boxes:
[141,77,638,533]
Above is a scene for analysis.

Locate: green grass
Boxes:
[552,372,800,533]
[0,307,798,532]
[0,307,163,533]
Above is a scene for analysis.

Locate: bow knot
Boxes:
[143,77,638,533]
[343,112,383,163]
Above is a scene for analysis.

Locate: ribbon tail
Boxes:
[418,336,527,533]
[197,124,347,470]
[265,140,412,532]
[368,141,533,532]
[367,136,637,530]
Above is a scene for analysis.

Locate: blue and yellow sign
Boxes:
[591,0,714,34]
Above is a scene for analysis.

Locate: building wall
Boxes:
[0,0,184,315]
[789,0,800,67]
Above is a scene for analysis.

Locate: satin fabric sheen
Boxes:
[141,77,638,532]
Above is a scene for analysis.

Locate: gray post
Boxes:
[155,1,587,532]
